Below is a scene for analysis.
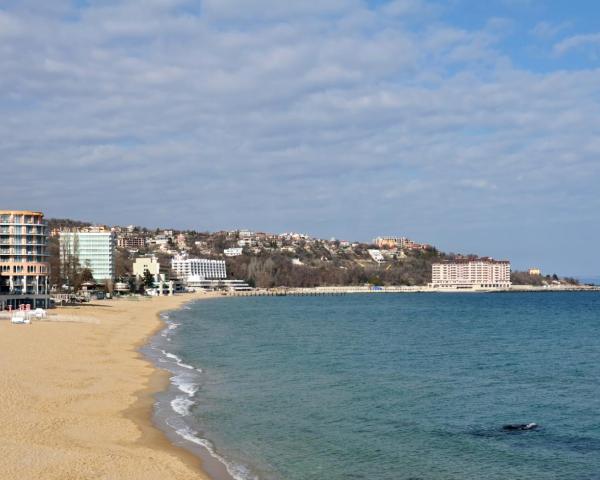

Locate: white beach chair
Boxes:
[11,312,30,324]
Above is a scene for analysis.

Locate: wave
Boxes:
[150,305,258,480]
[172,373,199,397]
[160,349,200,371]
[171,395,195,416]
[175,426,259,480]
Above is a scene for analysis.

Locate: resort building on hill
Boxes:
[367,249,385,263]
[430,259,511,289]
[171,255,227,280]
[59,229,116,282]
[0,210,50,309]
[373,236,403,249]
[373,236,433,251]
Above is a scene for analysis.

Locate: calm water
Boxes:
[150,293,600,480]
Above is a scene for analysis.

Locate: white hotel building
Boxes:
[171,256,227,280]
[59,229,116,282]
[430,259,511,289]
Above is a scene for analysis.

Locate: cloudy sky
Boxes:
[2,0,599,275]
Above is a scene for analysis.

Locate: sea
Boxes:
[144,292,600,480]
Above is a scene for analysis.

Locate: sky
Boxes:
[1,0,599,276]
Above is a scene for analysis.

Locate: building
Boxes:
[133,256,168,283]
[0,210,50,309]
[373,236,402,249]
[373,236,432,251]
[430,259,511,289]
[117,235,147,250]
[171,256,227,280]
[528,268,541,276]
[224,247,243,257]
[146,279,185,296]
[238,229,255,238]
[237,238,256,248]
[59,229,116,282]
[367,249,385,263]
[186,276,252,292]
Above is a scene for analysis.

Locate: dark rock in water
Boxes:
[502,423,538,431]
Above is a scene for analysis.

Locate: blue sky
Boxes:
[1,0,599,276]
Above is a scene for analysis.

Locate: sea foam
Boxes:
[161,349,199,371]
[171,396,195,416]
[172,373,199,397]
[175,426,258,480]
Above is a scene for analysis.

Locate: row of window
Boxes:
[0,257,47,263]
[0,265,48,274]
[0,215,44,224]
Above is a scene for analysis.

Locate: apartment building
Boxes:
[373,236,431,251]
[59,229,116,282]
[430,259,511,289]
[0,210,50,309]
[117,235,147,250]
[373,236,403,249]
[171,256,227,280]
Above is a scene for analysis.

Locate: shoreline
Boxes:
[141,296,241,480]
[227,284,600,296]
[0,292,221,480]
[130,291,235,480]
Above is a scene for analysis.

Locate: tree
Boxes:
[104,279,114,295]
[79,268,94,284]
[60,233,82,291]
[143,270,155,288]
[115,248,132,278]
[48,236,61,289]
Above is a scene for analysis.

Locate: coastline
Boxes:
[142,296,242,480]
[228,284,600,296]
[0,292,220,480]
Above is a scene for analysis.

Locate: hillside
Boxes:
[44,220,579,288]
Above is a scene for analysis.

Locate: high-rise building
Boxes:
[430,259,511,289]
[0,210,50,309]
[59,229,116,282]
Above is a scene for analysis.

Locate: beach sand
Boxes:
[0,292,220,480]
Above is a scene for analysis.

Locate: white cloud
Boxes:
[530,20,570,39]
[201,0,358,20]
[381,0,439,17]
[1,0,599,273]
[553,32,600,55]
[0,11,21,37]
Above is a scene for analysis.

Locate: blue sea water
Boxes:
[150,293,600,480]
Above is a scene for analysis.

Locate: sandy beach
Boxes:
[0,292,220,480]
